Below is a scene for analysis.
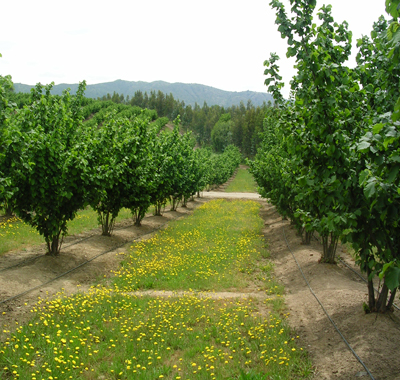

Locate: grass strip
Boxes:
[113,199,267,292]
[225,168,257,193]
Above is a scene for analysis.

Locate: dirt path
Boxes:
[1,190,400,379]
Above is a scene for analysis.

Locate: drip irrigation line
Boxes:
[283,226,376,380]
[0,234,97,274]
[0,253,46,273]
[0,217,149,274]
[0,215,183,306]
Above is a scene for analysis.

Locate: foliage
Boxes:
[211,113,233,152]
[149,120,190,215]
[346,6,400,312]
[7,82,89,255]
[263,1,366,262]
[0,68,15,212]
[206,145,242,188]
[251,0,400,312]
[87,112,151,235]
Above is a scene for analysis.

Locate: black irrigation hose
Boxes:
[0,253,46,273]
[0,215,184,306]
[282,226,376,380]
[0,218,146,274]
[0,234,96,274]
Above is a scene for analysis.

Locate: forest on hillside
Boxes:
[99,90,271,156]
[13,80,274,108]
[8,88,272,157]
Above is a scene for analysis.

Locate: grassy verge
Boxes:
[0,207,133,256]
[225,168,257,193]
[0,200,312,379]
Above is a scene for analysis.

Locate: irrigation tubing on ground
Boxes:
[0,234,97,274]
[0,215,185,306]
[0,217,151,274]
[282,226,376,380]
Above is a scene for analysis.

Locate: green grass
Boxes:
[225,168,258,193]
[0,200,312,380]
[0,207,133,256]
[113,199,267,292]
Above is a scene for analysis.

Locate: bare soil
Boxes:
[1,187,400,379]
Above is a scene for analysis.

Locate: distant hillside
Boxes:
[13,80,273,108]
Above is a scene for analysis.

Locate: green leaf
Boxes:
[392,97,400,122]
[387,166,399,183]
[364,181,376,199]
[386,0,400,18]
[372,123,384,135]
[393,27,400,45]
[391,155,400,162]
[384,266,400,291]
[357,141,371,151]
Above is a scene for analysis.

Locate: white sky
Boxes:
[0,0,388,98]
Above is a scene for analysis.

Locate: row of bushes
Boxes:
[0,79,242,255]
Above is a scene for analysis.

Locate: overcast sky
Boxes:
[0,0,388,98]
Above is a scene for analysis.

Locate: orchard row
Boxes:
[249,0,400,313]
[0,79,241,255]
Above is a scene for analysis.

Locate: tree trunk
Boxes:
[132,206,146,226]
[367,267,376,312]
[387,288,397,310]
[320,232,339,263]
[170,196,180,211]
[100,211,115,236]
[46,234,63,256]
[366,270,395,313]
[302,230,313,245]
[376,283,389,313]
[154,201,164,216]
[5,205,14,218]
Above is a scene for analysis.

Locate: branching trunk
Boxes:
[46,233,63,256]
[320,232,339,263]
[99,211,116,236]
[302,230,313,245]
[170,196,181,211]
[366,268,396,313]
[132,206,147,226]
[154,201,165,216]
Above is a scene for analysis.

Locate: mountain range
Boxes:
[13,80,273,108]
